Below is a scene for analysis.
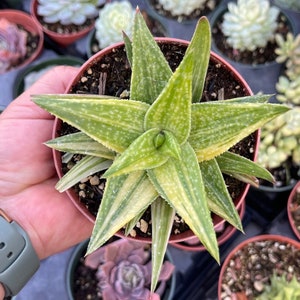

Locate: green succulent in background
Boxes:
[256,273,300,300]
[33,11,289,291]
[221,0,280,51]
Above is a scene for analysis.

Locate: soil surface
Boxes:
[59,41,256,239]
[220,239,300,299]
[212,12,292,65]
[289,186,300,238]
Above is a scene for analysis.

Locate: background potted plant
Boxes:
[0,9,43,74]
[67,238,175,299]
[33,11,289,291]
[210,0,294,96]
[31,0,107,47]
[218,234,300,299]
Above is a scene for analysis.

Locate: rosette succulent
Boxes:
[157,0,208,16]
[221,0,280,51]
[85,239,174,299]
[33,12,289,290]
[0,18,27,74]
[256,274,300,300]
[37,0,105,26]
[95,1,135,49]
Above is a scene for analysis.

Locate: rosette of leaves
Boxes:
[221,0,280,51]
[256,273,300,300]
[85,239,174,299]
[95,0,135,49]
[37,0,105,26]
[0,17,27,74]
[157,0,207,16]
[33,12,289,291]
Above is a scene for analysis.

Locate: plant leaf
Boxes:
[190,102,290,161]
[217,151,275,185]
[56,156,112,192]
[220,94,272,104]
[144,42,193,144]
[103,128,170,178]
[124,208,147,236]
[130,10,172,104]
[32,94,149,153]
[200,158,242,231]
[45,132,115,159]
[188,17,211,103]
[87,171,158,255]
[147,142,219,262]
[151,198,175,292]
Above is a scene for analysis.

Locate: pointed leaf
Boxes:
[200,159,243,231]
[87,171,158,254]
[45,132,115,159]
[144,46,193,144]
[103,128,169,178]
[220,94,272,104]
[217,151,274,185]
[130,11,172,104]
[151,198,175,292]
[123,31,132,66]
[56,156,112,192]
[33,94,149,153]
[190,102,290,161]
[187,17,211,103]
[148,142,219,262]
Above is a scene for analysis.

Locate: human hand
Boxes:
[0,66,94,260]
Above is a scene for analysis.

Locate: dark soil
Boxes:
[289,186,300,238]
[59,41,256,239]
[8,25,40,71]
[212,12,292,65]
[148,0,222,22]
[220,238,300,299]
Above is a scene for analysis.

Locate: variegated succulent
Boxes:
[221,0,280,51]
[33,12,289,291]
[157,0,207,16]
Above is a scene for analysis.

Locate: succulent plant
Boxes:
[37,0,105,26]
[221,0,280,51]
[0,18,27,74]
[275,0,300,11]
[157,0,207,16]
[256,273,300,300]
[33,11,289,290]
[257,108,300,170]
[95,1,135,49]
[85,239,174,300]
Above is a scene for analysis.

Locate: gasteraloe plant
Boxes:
[33,11,289,292]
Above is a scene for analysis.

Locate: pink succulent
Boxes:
[85,239,175,300]
[0,18,27,74]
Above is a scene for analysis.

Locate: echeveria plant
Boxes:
[33,11,289,290]
[37,0,105,26]
[95,0,135,49]
[157,0,207,16]
[0,18,27,74]
[221,0,280,51]
[85,239,174,300]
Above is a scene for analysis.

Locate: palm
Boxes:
[0,67,93,259]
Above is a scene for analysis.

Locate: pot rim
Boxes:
[287,181,300,240]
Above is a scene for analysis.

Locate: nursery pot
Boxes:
[66,239,176,300]
[218,234,300,299]
[30,0,96,47]
[52,37,259,244]
[287,181,300,240]
[0,9,44,73]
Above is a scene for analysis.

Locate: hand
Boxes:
[0,66,93,260]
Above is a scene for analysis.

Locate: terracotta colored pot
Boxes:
[287,181,300,240]
[218,234,300,299]
[52,37,258,244]
[0,9,44,73]
[170,201,246,251]
[30,0,97,47]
